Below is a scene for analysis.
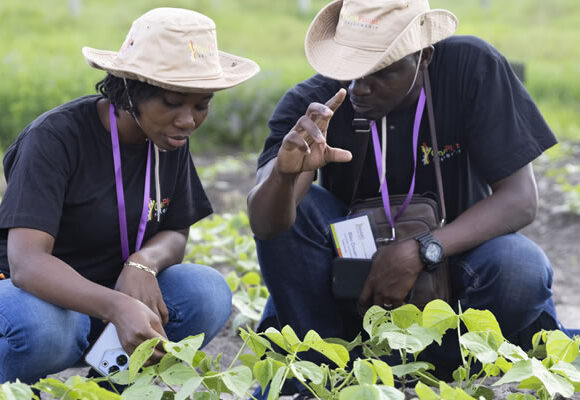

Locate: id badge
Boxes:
[330,214,377,259]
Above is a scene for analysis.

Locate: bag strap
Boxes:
[349,71,447,225]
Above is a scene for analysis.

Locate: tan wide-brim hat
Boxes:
[305,0,458,81]
[82,8,260,93]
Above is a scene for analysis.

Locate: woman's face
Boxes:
[136,90,214,151]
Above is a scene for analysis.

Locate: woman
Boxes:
[0,7,259,383]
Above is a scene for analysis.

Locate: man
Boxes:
[247,0,576,382]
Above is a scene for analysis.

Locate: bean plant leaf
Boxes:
[494,358,574,398]
[1,381,38,400]
[498,341,528,362]
[122,384,165,400]
[391,361,433,377]
[363,306,390,337]
[546,330,579,363]
[371,359,394,386]
[239,327,272,358]
[130,337,162,382]
[265,327,290,352]
[439,381,477,399]
[281,325,309,352]
[377,386,406,400]
[550,361,580,391]
[407,324,442,347]
[175,376,203,400]
[414,381,439,400]
[379,331,427,354]
[163,334,204,365]
[222,365,253,398]
[241,271,262,285]
[422,300,458,335]
[303,330,349,368]
[267,366,288,400]
[338,384,404,400]
[290,361,324,385]
[460,309,503,342]
[158,354,199,386]
[253,359,275,394]
[33,378,70,398]
[390,304,422,330]
[459,332,498,364]
[354,360,377,385]
[506,394,537,400]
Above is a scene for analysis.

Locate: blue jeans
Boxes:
[0,263,231,384]
[256,185,566,366]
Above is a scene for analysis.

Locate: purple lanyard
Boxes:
[370,88,426,240]
[109,104,151,261]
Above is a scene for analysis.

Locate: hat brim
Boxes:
[82,47,260,93]
[305,0,458,81]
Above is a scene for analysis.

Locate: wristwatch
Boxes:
[415,232,444,272]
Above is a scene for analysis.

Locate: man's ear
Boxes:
[420,46,434,69]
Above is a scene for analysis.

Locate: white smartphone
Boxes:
[85,323,129,376]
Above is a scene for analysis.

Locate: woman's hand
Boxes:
[115,264,169,325]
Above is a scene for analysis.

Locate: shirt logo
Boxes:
[420,142,462,166]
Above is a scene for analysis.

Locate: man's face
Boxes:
[348,52,421,120]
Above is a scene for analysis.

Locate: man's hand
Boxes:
[275,89,352,175]
[115,264,169,325]
[359,239,424,310]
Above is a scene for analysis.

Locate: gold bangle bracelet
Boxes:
[124,261,157,277]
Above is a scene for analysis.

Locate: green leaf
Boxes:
[459,332,498,364]
[390,304,422,329]
[363,306,390,337]
[439,381,477,399]
[495,356,513,373]
[253,359,275,394]
[1,381,36,400]
[371,359,394,387]
[376,386,406,400]
[354,360,377,385]
[407,324,443,347]
[241,271,262,285]
[303,330,349,368]
[281,325,309,352]
[391,362,433,377]
[339,384,381,400]
[175,377,203,400]
[506,394,537,400]
[122,384,165,400]
[460,309,503,342]
[546,330,579,363]
[163,335,204,366]
[158,354,199,386]
[550,361,580,391]
[222,366,253,398]
[290,361,324,385]
[225,271,240,292]
[239,327,273,359]
[498,342,529,362]
[265,327,289,352]
[267,366,287,400]
[33,378,70,398]
[414,381,439,400]
[495,358,574,398]
[422,300,458,335]
[129,337,162,382]
[378,331,427,354]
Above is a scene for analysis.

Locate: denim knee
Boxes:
[0,281,90,383]
[159,264,231,347]
[453,233,554,337]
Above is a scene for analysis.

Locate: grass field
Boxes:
[0,0,578,148]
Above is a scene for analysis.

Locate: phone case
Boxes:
[331,257,372,299]
[84,323,129,377]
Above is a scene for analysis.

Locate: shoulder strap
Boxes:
[349,71,447,225]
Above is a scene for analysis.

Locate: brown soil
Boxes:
[48,148,580,398]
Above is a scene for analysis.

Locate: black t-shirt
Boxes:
[258,36,557,221]
[0,95,212,286]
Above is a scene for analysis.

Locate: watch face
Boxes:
[425,243,442,263]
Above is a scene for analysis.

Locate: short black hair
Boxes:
[95,74,163,116]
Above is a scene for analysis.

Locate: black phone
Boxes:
[331,257,372,299]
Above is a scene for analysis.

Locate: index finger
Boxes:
[324,88,347,113]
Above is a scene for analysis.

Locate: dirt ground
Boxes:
[49,147,580,398]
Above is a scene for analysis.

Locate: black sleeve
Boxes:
[0,125,74,237]
[461,39,557,184]
[161,146,212,230]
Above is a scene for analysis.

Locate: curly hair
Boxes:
[95,74,163,116]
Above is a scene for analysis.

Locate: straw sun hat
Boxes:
[82,8,260,93]
[305,0,458,81]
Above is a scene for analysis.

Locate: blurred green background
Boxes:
[1,0,578,155]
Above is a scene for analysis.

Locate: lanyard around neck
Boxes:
[370,88,426,240]
[109,104,151,261]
